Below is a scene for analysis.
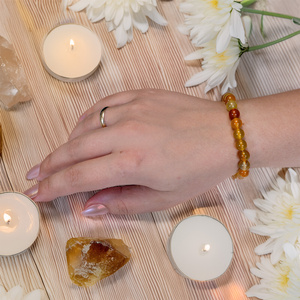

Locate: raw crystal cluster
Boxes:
[66,238,131,287]
[0,36,31,109]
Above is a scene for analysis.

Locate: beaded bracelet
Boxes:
[222,93,250,180]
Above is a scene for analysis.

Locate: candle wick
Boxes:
[70,39,75,51]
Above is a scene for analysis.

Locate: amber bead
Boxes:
[238,150,250,161]
[226,100,237,111]
[238,160,250,171]
[229,109,240,120]
[231,118,242,130]
[236,139,247,151]
[237,169,249,179]
[222,93,236,104]
[233,128,244,140]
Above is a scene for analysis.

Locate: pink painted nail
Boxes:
[24,183,39,199]
[78,113,86,122]
[26,163,41,180]
[81,204,109,217]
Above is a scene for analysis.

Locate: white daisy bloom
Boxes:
[184,37,241,93]
[0,285,46,300]
[180,0,245,53]
[64,0,167,48]
[246,243,300,299]
[244,168,300,264]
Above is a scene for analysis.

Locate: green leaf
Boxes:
[293,17,300,25]
[260,15,266,38]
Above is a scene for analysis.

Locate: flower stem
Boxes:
[241,7,300,24]
[247,30,300,52]
[240,0,257,7]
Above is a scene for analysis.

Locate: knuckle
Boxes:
[116,151,144,176]
[64,166,81,187]
[67,138,81,160]
[121,119,141,135]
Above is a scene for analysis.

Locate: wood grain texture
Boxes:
[0,0,299,299]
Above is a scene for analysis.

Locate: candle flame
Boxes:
[70,39,75,50]
[202,244,211,252]
[4,213,11,224]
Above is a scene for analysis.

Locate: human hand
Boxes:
[25,89,237,215]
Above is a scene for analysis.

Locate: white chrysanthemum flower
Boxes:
[184,37,241,93]
[64,0,167,48]
[246,243,300,299]
[0,285,46,300]
[180,0,245,53]
[244,168,300,264]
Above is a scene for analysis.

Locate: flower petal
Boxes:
[69,0,90,11]
[216,21,231,53]
[230,9,245,44]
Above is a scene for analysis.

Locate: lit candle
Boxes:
[167,215,233,281]
[0,192,40,256]
[42,24,102,82]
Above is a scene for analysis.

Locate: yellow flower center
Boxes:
[210,0,218,8]
[285,207,294,220]
[280,273,289,290]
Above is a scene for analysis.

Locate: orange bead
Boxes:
[238,160,250,170]
[237,169,249,179]
[222,93,236,104]
[238,150,250,161]
[236,139,247,151]
[233,128,244,140]
[231,118,242,130]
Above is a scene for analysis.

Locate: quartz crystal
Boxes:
[66,238,131,287]
[0,36,31,109]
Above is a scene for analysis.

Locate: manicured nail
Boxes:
[78,113,86,122]
[26,163,41,180]
[24,184,39,199]
[82,204,109,217]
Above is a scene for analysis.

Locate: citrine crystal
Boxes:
[66,238,131,287]
[0,36,31,109]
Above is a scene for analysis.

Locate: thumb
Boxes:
[81,185,171,216]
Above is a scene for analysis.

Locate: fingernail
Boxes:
[26,163,41,180]
[82,204,109,217]
[24,183,39,199]
[78,113,86,122]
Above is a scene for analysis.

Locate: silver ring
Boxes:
[100,106,109,128]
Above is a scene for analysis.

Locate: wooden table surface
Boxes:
[0,0,299,299]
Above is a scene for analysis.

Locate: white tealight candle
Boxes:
[42,24,102,82]
[0,192,40,256]
[167,215,233,281]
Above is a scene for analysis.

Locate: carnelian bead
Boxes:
[236,139,247,151]
[238,150,250,161]
[222,93,236,104]
[222,93,233,104]
[229,109,240,120]
[233,128,244,140]
[226,100,237,111]
[238,160,250,170]
[231,118,242,130]
[237,169,249,179]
